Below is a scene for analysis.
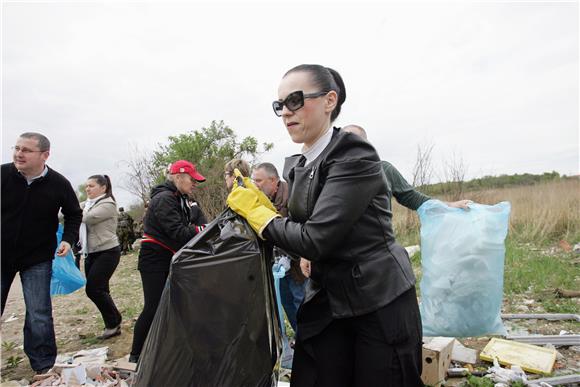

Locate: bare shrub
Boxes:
[411,142,435,189]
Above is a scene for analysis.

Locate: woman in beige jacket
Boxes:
[81,175,122,339]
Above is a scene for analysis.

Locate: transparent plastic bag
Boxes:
[417,200,511,337]
[51,224,86,296]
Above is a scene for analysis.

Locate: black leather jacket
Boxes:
[264,128,416,318]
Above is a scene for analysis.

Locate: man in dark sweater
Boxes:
[1,132,82,374]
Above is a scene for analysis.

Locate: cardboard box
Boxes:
[421,337,454,387]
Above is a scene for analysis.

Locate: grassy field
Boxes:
[393,178,580,246]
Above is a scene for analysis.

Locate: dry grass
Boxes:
[392,179,580,245]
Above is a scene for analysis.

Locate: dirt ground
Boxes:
[1,251,142,383]
[1,251,579,385]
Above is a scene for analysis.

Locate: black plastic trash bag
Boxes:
[134,209,282,387]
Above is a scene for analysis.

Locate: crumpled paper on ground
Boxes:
[486,358,553,387]
[27,347,132,387]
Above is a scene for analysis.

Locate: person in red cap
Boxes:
[129,160,206,364]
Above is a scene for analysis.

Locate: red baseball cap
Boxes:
[169,160,206,182]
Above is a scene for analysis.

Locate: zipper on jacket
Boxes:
[306,166,317,217]
[309,166,316,179]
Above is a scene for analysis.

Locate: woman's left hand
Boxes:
[56,241,72,257]
[300,258,311,278]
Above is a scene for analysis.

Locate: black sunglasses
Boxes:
[272,90,328,117]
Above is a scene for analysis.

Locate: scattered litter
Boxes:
[532,373,580,386]
[110,355,137,373]
[486,357,528,384]
[446,367,470,378]
[26,347,134,386]
[132,238,142,251]
[558,240,572,252]
[421,336,454,387]
[451,339,478,364]
[4,314,18,323]
[480,338,557,375]
[61,365,87,385]
[573,243,580,254]
[554,288,580,298]
[72,346,108,365]
[506,334,580,346]
[501,313,580,322]
[405,244,420,257]
[543,344,564,360]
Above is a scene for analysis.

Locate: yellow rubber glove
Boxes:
[227,184,280,238]
[232,168,277,213]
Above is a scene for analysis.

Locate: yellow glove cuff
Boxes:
[247,205,281,239]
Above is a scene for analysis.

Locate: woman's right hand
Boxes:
[226,185,280,238]
[300,258,311,278]
[232,169,276,212]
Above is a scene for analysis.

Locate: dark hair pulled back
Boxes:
[88,174,115,202]
[284,64,346,122]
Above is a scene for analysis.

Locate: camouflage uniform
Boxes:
[117,208,135,255]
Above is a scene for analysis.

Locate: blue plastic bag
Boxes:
[51,224,86,296]
[417,200,510,337]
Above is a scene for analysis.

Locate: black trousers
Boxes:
[291,287,424,387]
[130,270,169,357]
[84,246,122,329]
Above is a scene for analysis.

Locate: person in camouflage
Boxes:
[117,207,135,255]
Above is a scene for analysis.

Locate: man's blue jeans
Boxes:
[279,274,306,333]
[1,260,57,371]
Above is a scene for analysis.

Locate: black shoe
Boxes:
[128,354,139,363]
[98,325,121,340]
[36,367,52,375]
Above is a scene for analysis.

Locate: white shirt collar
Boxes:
[24,165,48,185]
[84,194,107,212]
[302,127,333,166]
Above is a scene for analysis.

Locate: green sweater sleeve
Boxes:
[382,161,431,211]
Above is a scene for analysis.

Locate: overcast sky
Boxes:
[2,1,578,207]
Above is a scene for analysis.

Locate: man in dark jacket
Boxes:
[1,132,82,374]
[129,160,206,364]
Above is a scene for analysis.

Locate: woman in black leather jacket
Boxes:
[227,64,423,386]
